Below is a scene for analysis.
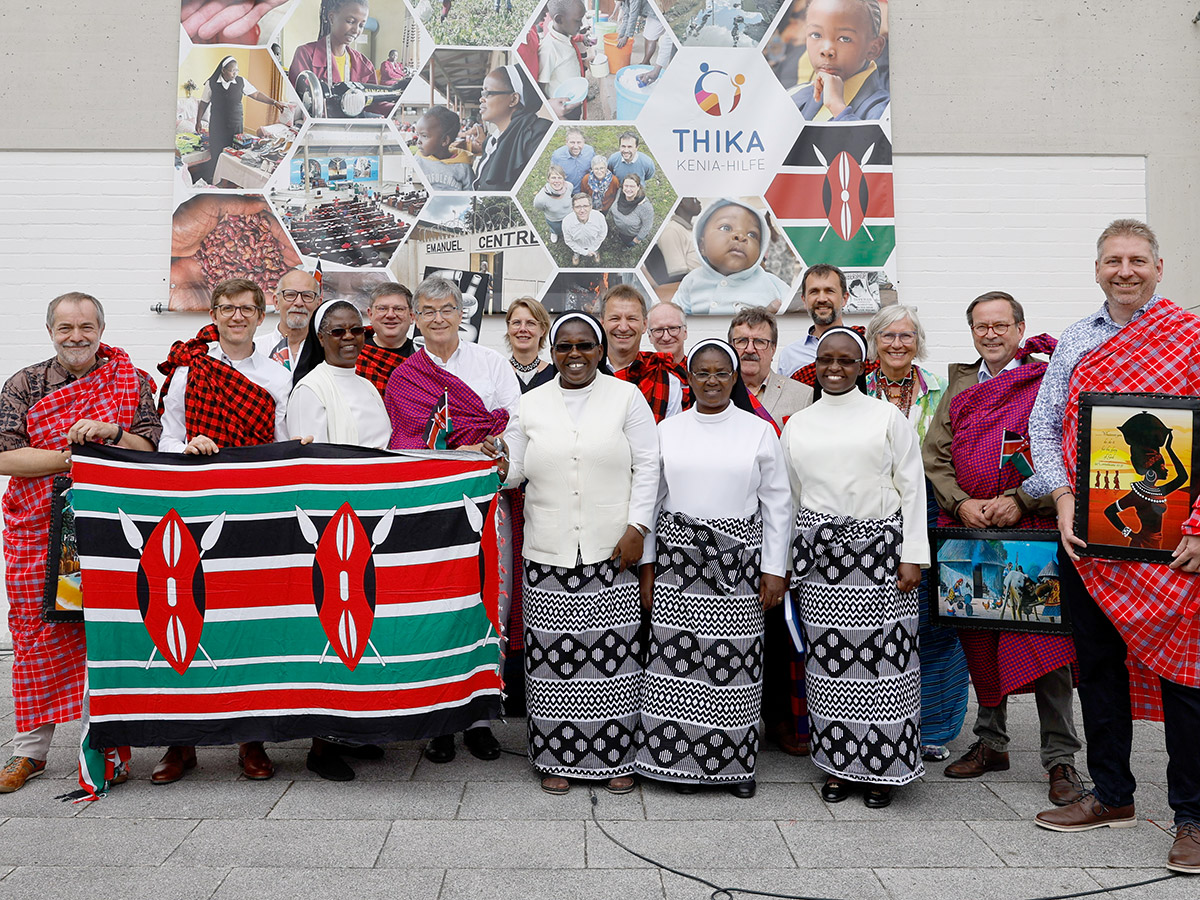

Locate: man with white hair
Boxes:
[646,301,687,365]
[255,267,322,369]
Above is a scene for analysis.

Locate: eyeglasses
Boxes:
[213,303,260,318]
[972,322,1015,336]
[690,370,734,383]
[649,325,684,338]
[730,337,774,351]
[553,341,599,354]
[324,325,365,338]
[279,289,319,303]
[879,331,917,345]
[815,355,862,366]
[415,305,460,320]
[371,305,408,316]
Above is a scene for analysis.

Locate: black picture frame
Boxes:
[42,475,83,623]
[1074,391,1200,564]
[931,528,1069,634]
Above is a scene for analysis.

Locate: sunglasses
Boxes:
[324,325,365,338]
[553,341,599,354]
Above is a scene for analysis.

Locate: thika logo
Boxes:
[693,63,744,117]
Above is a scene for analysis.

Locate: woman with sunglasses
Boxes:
[634,339,791,799]
[864,304,969,764]
[501,313,658,796]
[288,300,389,449]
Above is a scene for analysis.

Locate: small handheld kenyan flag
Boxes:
[424,390,453,450]
[1000,430,1035,477]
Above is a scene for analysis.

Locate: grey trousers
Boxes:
[974,663,1081,770]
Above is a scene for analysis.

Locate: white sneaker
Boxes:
[550,232,558,243]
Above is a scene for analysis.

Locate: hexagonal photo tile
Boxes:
[180,0,299,47]
[266,120,429,269]
[396,49,553,192]
[279,0,433,120]
[638,194,799,315]
[759,0,891,121]
[410,0,538,48]
[535,269,653,315]
[169,192,303,311]
[514,124,675,270]
[178,46,306,189]
[515,0,678,122]
[662,0,785,48]
[391,196,555,325]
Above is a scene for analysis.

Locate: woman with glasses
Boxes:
[501,313,658,796]
[505,297,555,393]
[863,305,969,764]
[635,339,791,798]
[783,327,928,809]
[463,64,552,192]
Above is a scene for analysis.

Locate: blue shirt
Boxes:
[549,144,595,193]
[608,151,656,183]
[1024,295,1162,497]
[775,330,819,377]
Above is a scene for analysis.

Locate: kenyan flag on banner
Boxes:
[765,123,896,270]
[70,442,503,750]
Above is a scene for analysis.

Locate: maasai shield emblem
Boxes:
[297,503,396,670]
[121,509,222,674]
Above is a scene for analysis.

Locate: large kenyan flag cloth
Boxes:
[70,442,503,749]
[765,123,895,273]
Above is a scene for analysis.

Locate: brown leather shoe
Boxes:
[1168,822,1200,874]
[238,742,274,780]
[0,756,46,793]
[1047,763,1085,807]
[772,722,810,757]
[944,740,1009,779]
[151,746,197,785]
[1034,792,1136,832]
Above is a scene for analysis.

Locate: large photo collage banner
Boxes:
[171,0,897,326]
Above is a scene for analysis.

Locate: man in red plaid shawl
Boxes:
[923,291,1082,808]
[357,281,415,396]
[600,284,690,423]
[1027,221,1200,875]
[153,278,291,784]
[0,293,160,793]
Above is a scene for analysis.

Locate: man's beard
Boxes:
[809,306,837,327]
[285,311,310,330]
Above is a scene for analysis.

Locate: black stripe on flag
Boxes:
[782,123,893,167]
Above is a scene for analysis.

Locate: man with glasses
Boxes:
[601,284,688,423]
[382,276,520,765]
[922,291,1082,807]
[153,278,292,784]
[646,301,687,365]
[357,282,415,396]
[255,267,322,369]
[729,306,811,428]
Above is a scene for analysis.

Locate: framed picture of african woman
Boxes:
[931,529,1069,635]
[1074,392,1200,564]
[42,476,84,623]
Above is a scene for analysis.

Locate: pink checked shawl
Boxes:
[384,349,509,450]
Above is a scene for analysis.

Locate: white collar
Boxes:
[978,356,1020,382]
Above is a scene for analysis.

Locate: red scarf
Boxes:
[614,352,691,423]
[384,349,509,450]
[356,328,410,397]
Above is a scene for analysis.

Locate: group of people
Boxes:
[1,219,1198,874]
[534,129,658,265]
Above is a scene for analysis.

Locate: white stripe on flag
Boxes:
[84,593,484,624]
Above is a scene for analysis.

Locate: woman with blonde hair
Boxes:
[505,297,555,393]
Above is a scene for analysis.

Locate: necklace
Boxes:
[510,355,540,373]
[1131,479,1166,504]
[878,369,914,416]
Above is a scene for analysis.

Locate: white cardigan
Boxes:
[504,373,659,568]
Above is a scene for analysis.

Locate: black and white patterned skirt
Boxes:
[792,507,923,785]
[635,511,764,785]
[523,556,642,778]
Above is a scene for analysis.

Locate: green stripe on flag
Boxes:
[783,224,896,269]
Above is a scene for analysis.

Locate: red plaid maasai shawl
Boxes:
[789,324,878,387]
[2,345,144,730]
[614,352,691,423]
[384,349,509,450]
[157,324,276,448]
[1062,299,1200,720]
[935,335,1077,706]
[356,328,410,397]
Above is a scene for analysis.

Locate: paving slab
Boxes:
[213,867,445,900]
[0,865,226,900]
[0,777,84,818]
[379,819,585,869]
[166,820,390,868]
[271,744,426,782]
[753,749,824,784]
[969,819,1176,868]
[585,820,795,870]
[442,868,664,900]
[986,778,1174,822]
[267,780,464,820]
[778,820,1005,868]
[877,866,1098,900]
[661,868,889,900]
[0,818,196,867]
[1083,867,1200,899]
[77,777,289,819]
[409,746,532,782]
[458,779,647,820]
[639,780,830,822]
[823,778,1023,821]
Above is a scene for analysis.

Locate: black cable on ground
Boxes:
[586,788,1181,900]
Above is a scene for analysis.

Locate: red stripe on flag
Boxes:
[765,172,894,220]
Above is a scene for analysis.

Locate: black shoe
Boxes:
[424,734,456,764]
[821,775,852,803]
[306,749,355,782]
[729,779,756,799]
[463,726,501,761]
[326,741,385,760]
[674,782,701,794]
[864,785,893,809]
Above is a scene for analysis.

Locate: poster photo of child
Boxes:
[786,0,889,121]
